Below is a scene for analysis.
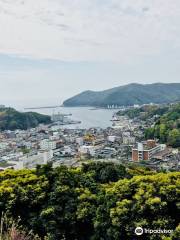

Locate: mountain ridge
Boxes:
[63,83,180,107]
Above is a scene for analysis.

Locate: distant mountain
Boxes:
[63,83,180,107]
[0,107,51,130]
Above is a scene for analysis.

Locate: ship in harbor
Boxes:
[51,112,81,125]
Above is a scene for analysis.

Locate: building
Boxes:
[92,138,105,146]
[19,150,53,169]
[40,139,56,150]
[79,145,99,157]
[96,147,117,158]
[51,113,71,123]
[0,142,9,150]
[132,140,165,162]
[123,136,136,145]
[107,135,116,142]
[76,137,84,146]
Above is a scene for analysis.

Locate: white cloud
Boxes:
[0,0,180,62]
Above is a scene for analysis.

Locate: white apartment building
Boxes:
[107,136,116,142]
[40,139,56,150]
[19,150,53,169]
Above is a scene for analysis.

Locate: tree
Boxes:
[168,129,180,148]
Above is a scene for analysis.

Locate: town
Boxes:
[0,104,179,172]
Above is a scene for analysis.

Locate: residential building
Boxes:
[132,140,165,162]
[40,139,56,150]
[19,150,53,169]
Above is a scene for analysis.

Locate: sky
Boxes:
[0,0,180,109]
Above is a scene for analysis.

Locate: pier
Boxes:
[24,105,62,110]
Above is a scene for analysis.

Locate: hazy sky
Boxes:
[0,0,180,108]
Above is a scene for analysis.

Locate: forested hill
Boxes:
[63,83,180,107]
[0,162,179,240]
[0,107,51,130]
[145,103,180,147]
[117,104,169,119]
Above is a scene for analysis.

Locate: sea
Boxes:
[24,107,117,129]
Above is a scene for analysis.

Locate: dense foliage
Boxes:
[0,108,51,130]
[145,104,180,147]
[118,104,169,119]
[63,83,180,107]
[0,162,179,240]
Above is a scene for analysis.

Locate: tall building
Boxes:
[132,140,165,162]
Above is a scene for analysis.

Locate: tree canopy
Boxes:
[0,162,179,240]
[145,104,180,147]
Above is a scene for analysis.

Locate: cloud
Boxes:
[0,0,180,62]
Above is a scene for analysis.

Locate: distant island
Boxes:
[63,83,180,107]
[0,107,51,130]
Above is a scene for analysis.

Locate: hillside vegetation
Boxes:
[0,162,179,240]
[117,103,180,148]
[117,104,169,119]
[0,107,51,130]
[145,104,180,147]
[63,83,180,107]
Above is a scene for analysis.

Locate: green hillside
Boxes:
[117,104,169,119]
[145,104,180,147]
[63,83,180,107]
[0,107,51,130]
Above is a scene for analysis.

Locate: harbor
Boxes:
[51,112,81,126]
